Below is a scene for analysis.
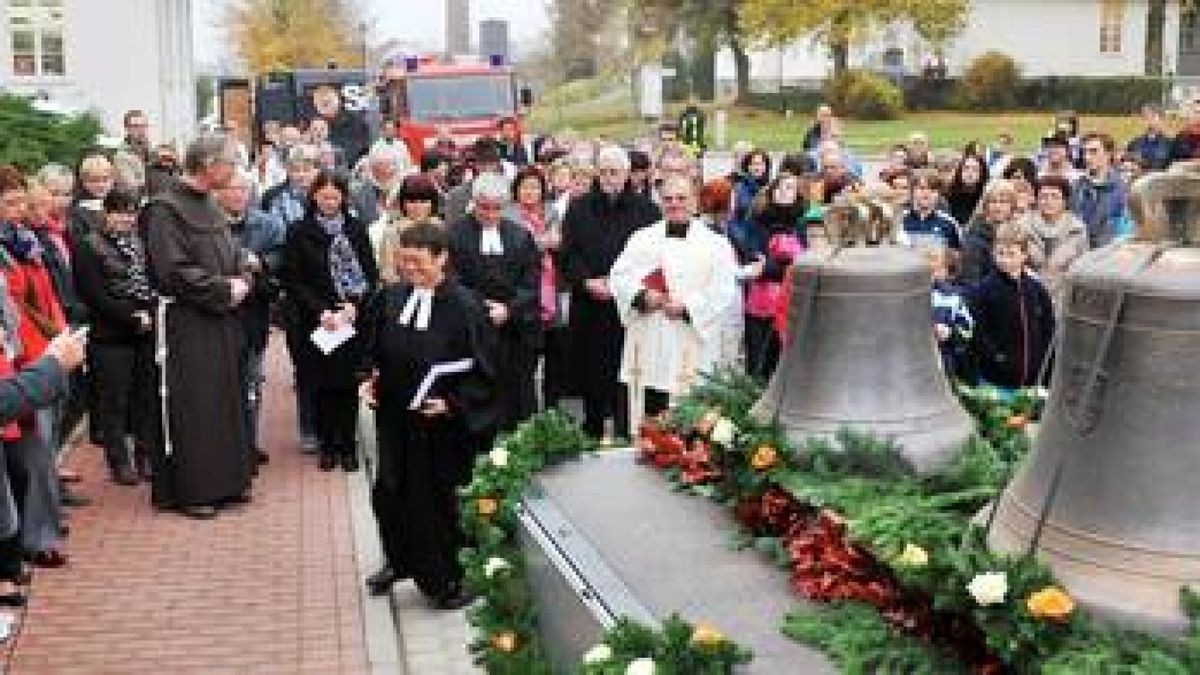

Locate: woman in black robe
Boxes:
[360,222,498,609]
[278,170,378,471]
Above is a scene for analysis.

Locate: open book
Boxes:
[408,358,475,410]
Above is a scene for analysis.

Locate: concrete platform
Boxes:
[522,450,835,674]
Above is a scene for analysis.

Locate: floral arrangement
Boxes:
[636,369,1200,673]
[458,409,752,674]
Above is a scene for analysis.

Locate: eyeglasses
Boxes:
[474,202,503,212]
[661,195,689,203]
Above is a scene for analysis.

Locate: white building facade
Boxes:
[719,0,1198,91]
[0,0,196,145]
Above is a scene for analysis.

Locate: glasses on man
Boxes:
[661,194,690,204]
[474,201,503,212]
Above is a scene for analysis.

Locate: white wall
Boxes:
[0,0,197,146]
[944,0,1149,77]
[717,0,1163,88]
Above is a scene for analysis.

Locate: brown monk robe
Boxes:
[142,137,253,519]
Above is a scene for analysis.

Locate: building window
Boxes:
[7,0,65,77]
[1184,8,1200,55]
[1099,0,1124,54]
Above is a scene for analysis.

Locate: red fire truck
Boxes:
[377,55,527,163]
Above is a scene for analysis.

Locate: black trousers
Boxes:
[582,383,630,440]
[745,316,781,383]
[540,326,573,409]
[315,387,358,459]
[645,388,671,418]
[371,479,404,571]
[497,337,538,433]
[90,339,158,473]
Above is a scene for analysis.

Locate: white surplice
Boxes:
[609,218,738,427]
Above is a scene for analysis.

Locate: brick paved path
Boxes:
[8,341,371,674]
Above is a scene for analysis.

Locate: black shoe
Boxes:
[222,493,252,507]
[366,566,399,596]
[60,490,91,508]
[179,505,218,520]
[318,454,337,471]
[431,585,476,611]
[254,449,269,465]
[111,466,139,486]
[0,591,26,607]
[340,453,359,472]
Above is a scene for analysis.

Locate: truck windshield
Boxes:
[406,75,514,121]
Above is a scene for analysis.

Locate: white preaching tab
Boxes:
[480,228,504,255]
[310,324,356,355]
[399,288,434,331]
[408,358,475,410]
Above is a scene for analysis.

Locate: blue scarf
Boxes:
[318,213,367,300]
[0,223,42,264]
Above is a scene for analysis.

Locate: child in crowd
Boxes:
[901,169,961,250]
[968,223,1055,391]
[927,247,975,383]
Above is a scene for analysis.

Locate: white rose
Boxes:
[483,557,510,578]
[489,447,510,468]
[582,643,612,664]
[625,657,656,675]
[896,543,929,568]
[710,418,737,446]
[967,571,1009,606]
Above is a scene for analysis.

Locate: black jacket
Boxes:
[72,231,155,344]
[968,270,1054,389]
[278,212,379,388]
[447,215,543,349]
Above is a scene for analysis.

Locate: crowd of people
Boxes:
[0,96,1184,616]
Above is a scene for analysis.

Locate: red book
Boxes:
[642,268,669,295]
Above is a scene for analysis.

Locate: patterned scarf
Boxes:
[104,231,156,303]
[1,224,43,264]
[318,213,368,301]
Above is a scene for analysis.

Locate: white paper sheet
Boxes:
[310,324,356,355]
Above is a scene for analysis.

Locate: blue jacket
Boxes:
[1126,132,1172,171]
[232,209,286,352]
[902,209,961,249]
[1069,172,1132,248]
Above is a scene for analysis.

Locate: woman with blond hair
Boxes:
[961,179,1020,284]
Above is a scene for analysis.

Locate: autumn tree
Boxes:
[739,0,969,79]
[224,0,369,76]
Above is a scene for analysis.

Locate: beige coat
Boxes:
[1028,212,1090,303]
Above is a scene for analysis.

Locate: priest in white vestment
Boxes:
[610,175,739,429]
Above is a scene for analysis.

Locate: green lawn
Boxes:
[529,100,1149,157]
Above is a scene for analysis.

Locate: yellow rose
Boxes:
[476,496,499,517]
[1027,586,1075,621]
[490,630,519,653]
[750,445,778,471]
[691,623,725,647]
[895,543,929,568]
[1005,414,1029,430]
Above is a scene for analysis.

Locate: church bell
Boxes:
[750,197,974,472]
[987,162,1200,633]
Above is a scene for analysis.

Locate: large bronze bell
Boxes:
[987,163,1200,633]
[750,196,974,472]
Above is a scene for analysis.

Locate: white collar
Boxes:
[480,227,504,255]
[399,287,434,331]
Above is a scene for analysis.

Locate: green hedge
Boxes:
[748,77,1166,115]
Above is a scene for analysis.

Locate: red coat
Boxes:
[4,260,66,367]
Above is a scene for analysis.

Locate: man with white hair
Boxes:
[447,172,541,431]
[352,144,407,225]
[609,175,738,428]
[559,145,660,441]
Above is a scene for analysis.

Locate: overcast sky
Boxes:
[194,0,550,65]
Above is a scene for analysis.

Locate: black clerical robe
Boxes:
[447,215,540,430]
[362,281,498,598]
